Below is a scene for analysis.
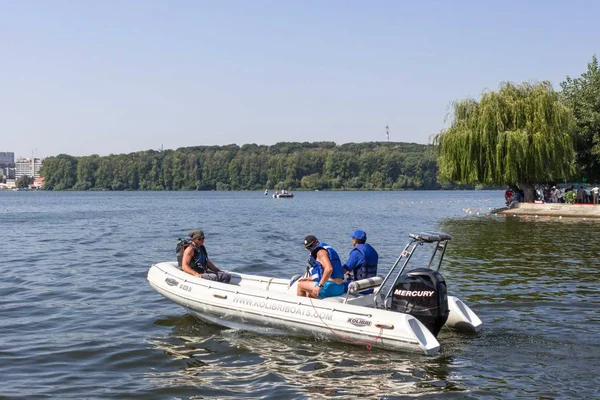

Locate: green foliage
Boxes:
[39,142,467,191]
[16,175,33,188]
[434,81,576,186]
[560,55,600,181]
[39,154,78,190]
[563,190,576,204]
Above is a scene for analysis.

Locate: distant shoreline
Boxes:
[2,187,503,192]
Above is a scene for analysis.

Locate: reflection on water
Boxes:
[146,315,471,398]
[439,216,600,398]
[439,217,600,302]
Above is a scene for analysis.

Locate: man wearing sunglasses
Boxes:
[181,229,231,283]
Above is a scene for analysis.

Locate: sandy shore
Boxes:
[493,202,600,219]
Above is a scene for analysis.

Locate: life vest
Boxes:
[308,242,344,281]
[350,243,379,281]
[190,245,209,274]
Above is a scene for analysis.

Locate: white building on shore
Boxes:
[15,157,43,179]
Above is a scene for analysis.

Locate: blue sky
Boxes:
[1,0,598,159]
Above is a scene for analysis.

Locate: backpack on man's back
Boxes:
[175,238,192,267]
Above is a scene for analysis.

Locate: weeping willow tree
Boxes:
[434,81,576,201]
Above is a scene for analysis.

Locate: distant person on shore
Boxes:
[577,186,585,203]
[551,186,563,203]
[557,186,564,203]
[342,230,379,294]
[505,187,513,206]
[181,230,231,283]
[297,235,345,298]
[516,188,524,202]
[535,187,544,202]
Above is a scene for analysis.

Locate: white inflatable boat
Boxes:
[148,232,482,355]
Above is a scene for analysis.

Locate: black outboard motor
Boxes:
[391,268,449,337]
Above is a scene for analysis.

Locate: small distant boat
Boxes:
[273,190,294,199]
[264,189,268,195]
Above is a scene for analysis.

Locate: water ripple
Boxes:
[1,191,599,399]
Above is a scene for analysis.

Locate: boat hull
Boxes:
[148,262,443,355]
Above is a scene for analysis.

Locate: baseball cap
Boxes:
[350,230,367,241]
[304,235,318,249]
[189,230,205,239]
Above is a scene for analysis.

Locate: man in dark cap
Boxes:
[181,229,231,283]
[297,235,345,298]
[343,230,379,293]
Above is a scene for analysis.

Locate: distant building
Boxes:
[15,158,32,179]
[0,152,14,167]
[31,177,45,189]
[33,158,43,178]
[4,167,15,179]
[15,157,43,179]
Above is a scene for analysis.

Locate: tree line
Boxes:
[40,141,469,191]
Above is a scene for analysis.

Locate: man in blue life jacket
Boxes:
[181,230,231,283]
[296,235,345,298]
[343,230,379,294]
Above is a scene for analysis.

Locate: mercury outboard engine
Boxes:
[391,268,449,337]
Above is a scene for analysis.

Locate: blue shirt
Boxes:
[343,248,365,272]
[343,243,379,281]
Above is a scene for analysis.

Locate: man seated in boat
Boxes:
[342,229,379,294]
[297,235,345,298]
[181,230,231,283]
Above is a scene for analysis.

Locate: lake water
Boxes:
[1,190,599,399]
